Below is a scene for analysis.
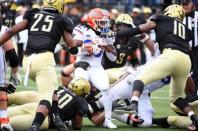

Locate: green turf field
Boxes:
[11,68,186,131]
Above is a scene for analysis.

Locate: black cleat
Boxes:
[188,114,198,131]
[28,124,40,131]
[53,115,68,131]
[113,101,138,115]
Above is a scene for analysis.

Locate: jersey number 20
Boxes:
[31,14,54,32]
[173,20,185,39]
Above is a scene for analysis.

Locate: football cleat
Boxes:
[188,114,198,131]
[53,115,68,131]
[103,120,117,129]
[113,101,138,115]
[28,124,40,131]
[0,123,13,131]
[9,73,21,86]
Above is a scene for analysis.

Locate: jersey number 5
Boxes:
[31,14,54,32]
[173,20,185,39]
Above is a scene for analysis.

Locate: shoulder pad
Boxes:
[23,8,40,21]
[149,15,163,22]
[60,14,74,34]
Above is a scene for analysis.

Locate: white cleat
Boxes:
[103,120,117,129]
[1,123,13,131]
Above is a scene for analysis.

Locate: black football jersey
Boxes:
[102,37,139,69]
[150,15,192,53]
[24,9,74,55]
[57,87,89,121]
[2,9,16,28]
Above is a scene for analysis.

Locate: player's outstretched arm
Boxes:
[63,31,78,55]
[0,20,27,46]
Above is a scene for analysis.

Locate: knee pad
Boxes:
[5,49,19,68]
[173,97,189,112]
[133,80,144,94]
[39,100,51,111]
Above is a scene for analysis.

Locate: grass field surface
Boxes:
[9,68,186,131]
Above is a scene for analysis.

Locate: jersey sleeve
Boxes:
[72,25,84,41]
[77,97,90,116]
[60,14,74,34]
[23,8,39,21]
[149,15,161,23]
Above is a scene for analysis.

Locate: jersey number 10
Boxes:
[173,20,185,39]
[31,14,54,32]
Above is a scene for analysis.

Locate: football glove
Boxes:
[100,31,117,38]
[6,82,16,94]
[74,61,90,70]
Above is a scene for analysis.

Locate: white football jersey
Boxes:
[73,24,104,67]
[0,26,8,86]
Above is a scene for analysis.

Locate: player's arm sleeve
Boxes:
[60,14,74,34]
[77,97,90,116]
[72,25,84,41]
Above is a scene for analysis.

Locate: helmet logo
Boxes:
[48,0,56,5]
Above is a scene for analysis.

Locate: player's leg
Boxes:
[8,91,39,105]
[138,91,154,127]
[90,66,115,128]
[74,67,89,80]
[99,72,136,128]
[105,68,125,84]
[0,48,13,131]
[30,52,57,130]
[8,103,49,130]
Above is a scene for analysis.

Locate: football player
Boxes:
[0,0,16,28]
[72,8,118,128]
[0,0,78,130]
[7,78,91,131]
[0,12,20,131]
[104,4,198,130]
[102,14,156,84]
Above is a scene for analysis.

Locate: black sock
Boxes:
[32,112,45,127]
[52,100,59,116]
[152,117,170,128]
[131,100,138,105]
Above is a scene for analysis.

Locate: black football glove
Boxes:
[6,82,16,94]
[74,61,90,70]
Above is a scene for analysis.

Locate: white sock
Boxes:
[188,111,195,117]
[0,110,7,118]
[131,96,139,102]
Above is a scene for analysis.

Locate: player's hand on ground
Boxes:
[5,81,16,94]
[129,114,144,126]
[9,73,21,86]
[74,61,90,70]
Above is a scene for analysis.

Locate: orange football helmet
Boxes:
[87,8,110,31]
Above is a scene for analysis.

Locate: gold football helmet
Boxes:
[43,0,64,14]
[115,14,134,26]
[68,78,91,97]
[163,4,185,20]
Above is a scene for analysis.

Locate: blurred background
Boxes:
[1,0,198,66]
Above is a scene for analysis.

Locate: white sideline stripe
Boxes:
[151,96,169,100]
